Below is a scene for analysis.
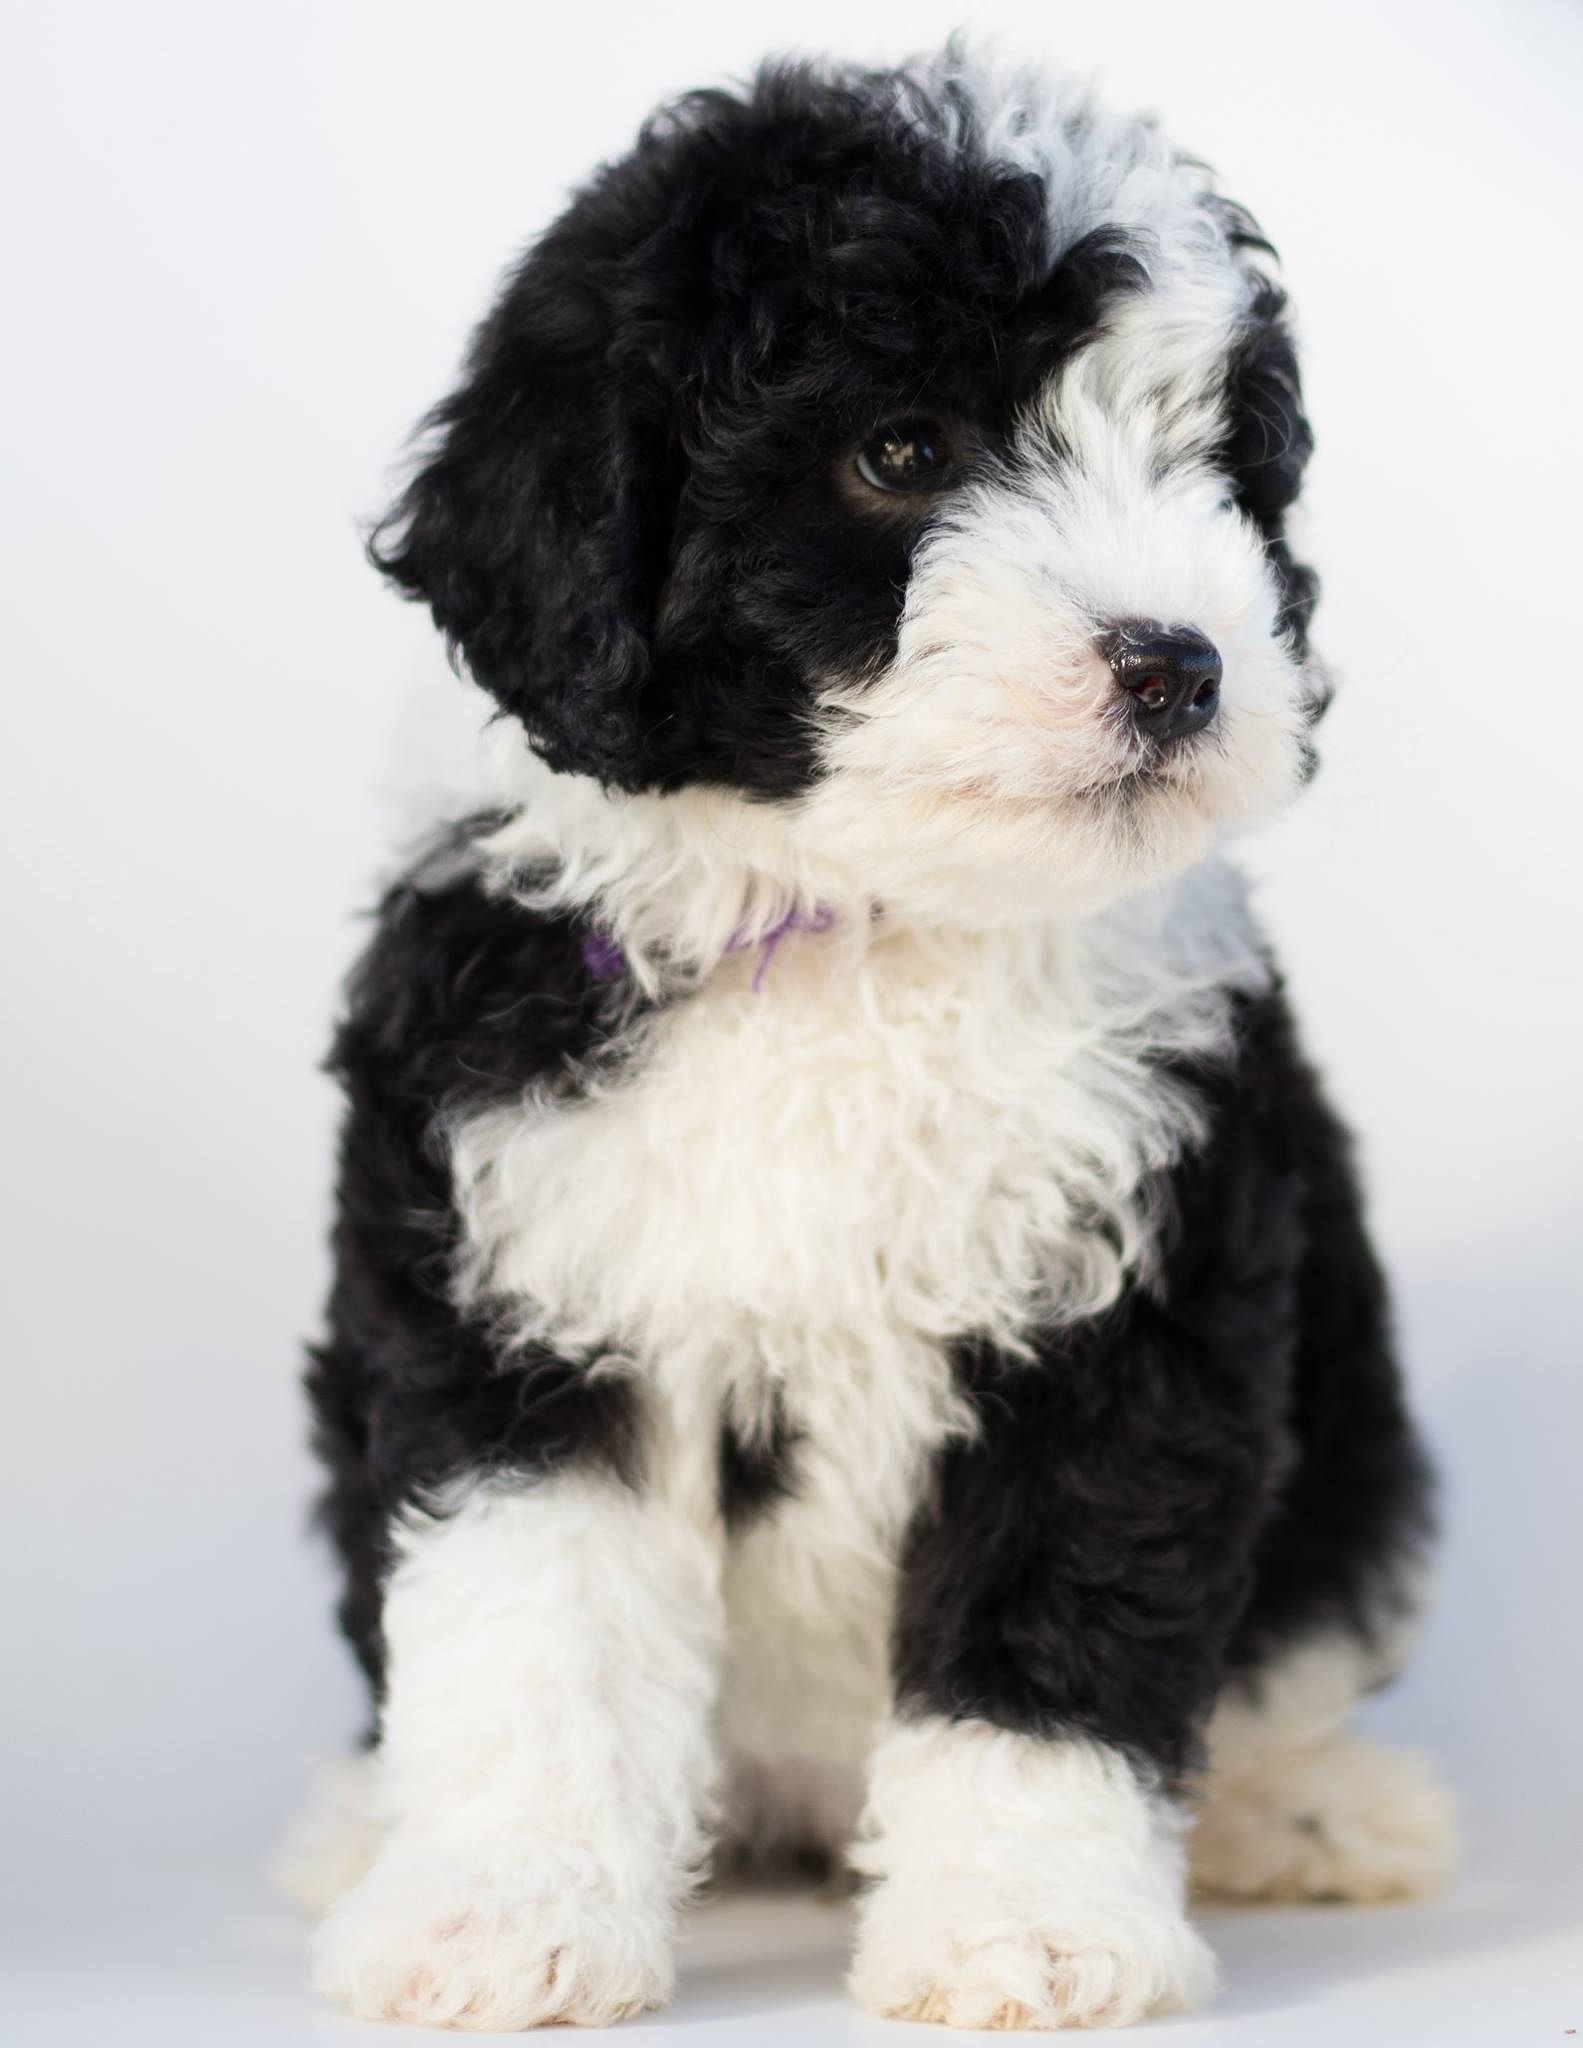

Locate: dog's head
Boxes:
[375,51,1321,918]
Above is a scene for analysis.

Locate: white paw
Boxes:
[1190,1735,1457,1904]
[849,1875,1217,2030]
[310,1839,674,2029]
[271,1755,383,1918]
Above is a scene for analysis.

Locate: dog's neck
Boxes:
[455,719,1264,1005]
[465,736,879,992]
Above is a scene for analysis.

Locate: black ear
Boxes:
[370,186,688,788]
[1220,273,1320,666]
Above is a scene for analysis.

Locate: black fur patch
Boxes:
[305,841,656,1695]
[890,984,1432,1784]
[1219,274,1320,665]
[718,1389,800,1531]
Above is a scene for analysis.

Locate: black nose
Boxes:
[1105,626,1222,742]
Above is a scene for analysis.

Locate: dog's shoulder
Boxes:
[329,819,631,1137]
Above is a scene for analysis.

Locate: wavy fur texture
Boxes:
[298,43,1449,2034]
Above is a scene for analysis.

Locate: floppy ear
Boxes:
[1220,273,1320,667]
[370,200,687,788]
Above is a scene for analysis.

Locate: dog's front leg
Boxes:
[850,1716,1215,2032]
[849,1323,1278,2031]
[311,1470,722,2029]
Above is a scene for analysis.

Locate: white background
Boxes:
[4,1,1580,2042]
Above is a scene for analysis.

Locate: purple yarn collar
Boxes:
[582,905,836,993]
[578,929,628,983]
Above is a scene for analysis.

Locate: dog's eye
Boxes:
[855,418,956,494]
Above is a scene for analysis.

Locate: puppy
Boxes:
[290,48,1456,2032]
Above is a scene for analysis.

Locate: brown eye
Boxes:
[855,417,956,494]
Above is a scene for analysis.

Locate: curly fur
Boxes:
[296,43,1449,2034]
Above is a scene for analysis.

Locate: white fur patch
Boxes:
[768,43,1315,931]
[849,1716,1217,2028]
[452,867,1264,1359]
[310,1475,721,2028]
[900,47,1245,316]
[272,1754,380,1919]
[1192,1601,1457,1904]
[815,435,1304,921]
[1190,1730,1457,1906]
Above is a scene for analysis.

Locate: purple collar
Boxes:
[582,905,836,993]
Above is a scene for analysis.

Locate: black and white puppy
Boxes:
[290,48,1455,2032]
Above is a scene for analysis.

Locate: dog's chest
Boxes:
[451,920,1209,1387]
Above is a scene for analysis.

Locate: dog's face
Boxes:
[378,55,1321,917]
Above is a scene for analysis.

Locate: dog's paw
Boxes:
[309,1839,674,2029]
[271,1755,383,1919]
[1190,1734,1457,1905]
[849,1875,1217,2030]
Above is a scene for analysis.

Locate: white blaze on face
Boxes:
[808,286,1308,922]
[787,54,1316,924]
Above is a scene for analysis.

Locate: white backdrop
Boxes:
[4,2,1580,2042]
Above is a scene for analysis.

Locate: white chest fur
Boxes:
[445,861,1263,1847]
[449,865,1259,1486]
